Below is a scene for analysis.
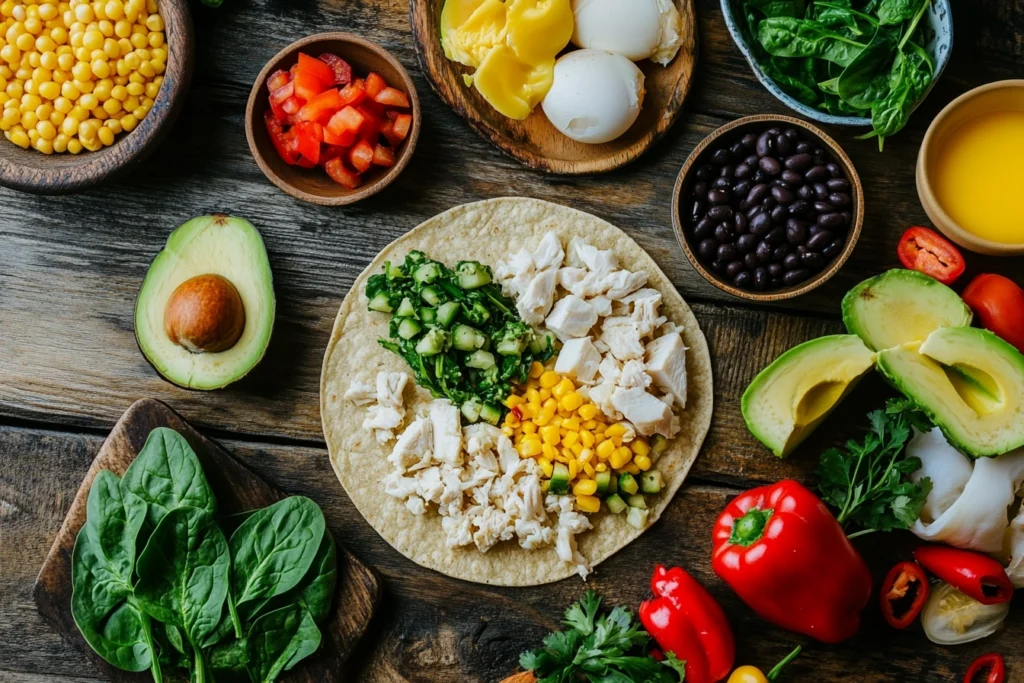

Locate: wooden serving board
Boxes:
[33,398,380,682]
[409,0,698,174]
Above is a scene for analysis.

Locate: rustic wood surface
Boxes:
[2,0,1024,681]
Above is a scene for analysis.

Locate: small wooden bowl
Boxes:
[671,114,863,302]
[0,0,193,195]
[409,0,697,174]
[917,80,1024,256]
[246,33,421,206]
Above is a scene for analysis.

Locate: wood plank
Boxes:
[2,424,1021,683]
[0,671,106,683]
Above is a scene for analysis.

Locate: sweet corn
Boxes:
[575,494,601,514]
[631,439,651,457]
[539,371,560,389]
[552,377,575,400]
[529,361,544,378]
[538,458,553,478]
[540,425,560,446]
[610,446,633,470]
[582,462,596,478]
[596,439,616,460]
[559,391,584,412]
[634,454,652,471]
[573,479,597,497]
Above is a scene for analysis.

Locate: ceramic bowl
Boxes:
[719,0,953,127]
[917,80,1024,256]
[672,114,864,302]
[246,33,420,206]
[0,0,194,195]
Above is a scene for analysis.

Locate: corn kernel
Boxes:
[596,440,615,460]
[578,447,593,464]
[568,459,579,480]
[575,494,600,514]
[541,443,557,461]
[610,446,633,470]
[552,377,575,400]
[66,136,81,152]
[582,462,596,478]
[562,431,579,448]
[595,462,608,472]
[52,131,68,151]
[540,424,560,446]
[521,421,537,435]
[605,423,627,439]
[539,371,560,389]
[518,439,542,458]
[9,126,29,146]
[622,462,641,475]
[634,454,652,471]
[559,391,584,412]
[528,361,544,379]
[631,439,651,457]
[573,479,598,496]
[577,403,599,421]
[538,458,553,478]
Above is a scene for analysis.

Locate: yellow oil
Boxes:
[934,110,1024,244]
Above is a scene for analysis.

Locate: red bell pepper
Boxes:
[375,86,410,109]
[349,139,374,173]
[913,545,1014,605]
[296,52,335,89]
[371,143,395,168]
[639,565,734,683]
[964,653,1005,683]
[318,53,352,85]
[364,71,387,99]
[896,226,966,285]
[880,561,930,629]
[263,109,297,165]
[324,158,361,189]
[712,480,872,643]
[292,121,323,165]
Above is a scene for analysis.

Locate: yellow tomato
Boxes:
[727,666,768,683]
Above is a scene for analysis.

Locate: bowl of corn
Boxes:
[0,0,193,194]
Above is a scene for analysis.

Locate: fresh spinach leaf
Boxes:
[757,16,866,67]
[837,23,900,108]
[813,1,878,36]
[877,0,927,25]
[245,606,322,683]
[248,530,338,626]
[747,0,805,17]
[762,56,820,105]
[860,42,933,149]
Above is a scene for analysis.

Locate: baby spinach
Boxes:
[245,606,322,683]
[758,17,866,67]
[837,24,900,109]
[876,0,927,25]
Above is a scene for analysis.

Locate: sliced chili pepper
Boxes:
[897,226,966,286]
[880,561,929,629]
[914,546,1014,606]
[318,53,352,85]
[962,274,1024,354]
[964,653,1005,683]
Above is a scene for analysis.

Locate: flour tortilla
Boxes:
[320,197,713,586]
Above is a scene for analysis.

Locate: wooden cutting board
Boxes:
[33,398,381,682]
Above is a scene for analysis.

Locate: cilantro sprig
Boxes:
[817,398,934,538]
[520,591,686,683]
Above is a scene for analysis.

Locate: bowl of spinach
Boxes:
[721,0,952,149]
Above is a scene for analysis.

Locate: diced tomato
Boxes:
[293,70,325,101]
[295,156,316,169]
[355,105,381,144]
[268,81,295,122]
[385,110,399,121]
[323,126,357,147]
[320,144,348,167]
[372,143,395,168]
[318,53,353,86]
[297,88,344,123]
[296,52,335,89]
[380,118,401,147]
[337,80,366,108]
[326,106,365,138]
[267,69,290,93]
[364,72,387,99]
[897,226,965,285]
[391,113,412,142]
[324,158,362,189]
[264,109,298,165]
[374,86,410,109]
[349,139,374,173]
[293,121,323,165]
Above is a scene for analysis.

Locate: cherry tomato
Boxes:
[962,274,1024,354]
[964,653,1005,683]
[880,561,930,629]
[897,227,966,285]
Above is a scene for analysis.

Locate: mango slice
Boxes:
[473,44,554,120]
[441,0,507,69]
[505,0,573,65]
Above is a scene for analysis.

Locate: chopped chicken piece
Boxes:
[555,337,602,384]
[363,405,404,444]
[465,423,502,455]
[517,268,558,325]
[376,372,408,408]
[568,237,618,277]
[588,382,622,420]
[495,250,535,299]
[545,295,598,341]
[430,401,463,466]
[558,267,588,294]
[601,317,645,361]
[383,471,419,499]
[601,270,648,300]
[418,466,444,503]
[344,378,376,405]
[618,359,652,390]
[548,494,594,579]
[405,496,426,515]
[624,288,668,337]
[388,416,433,472]
[497,435,520,473]
[589,296,613,317]
[645,332,688,409]
[531,231,565,272]
[598,356,622,384]
[611,387,674,437]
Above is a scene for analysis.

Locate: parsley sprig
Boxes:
[520,591,686,683]
[817,398,934,539]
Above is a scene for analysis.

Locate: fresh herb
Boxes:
[817,398,933,538]
[71,428,337,683]
[366,250,555,421]
[519,591,687,683]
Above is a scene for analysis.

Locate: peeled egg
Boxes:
[542,49,645,144]
[570,0,683,65]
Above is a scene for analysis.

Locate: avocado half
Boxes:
[134,215,275,390]
[877,327,1024,457]
[742,335,876,458]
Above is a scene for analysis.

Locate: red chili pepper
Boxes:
[897,226,966,285]
[913,545,1014,605]
[964,653,1005,683]
[639,565,735,683]
[712,480,872,643]
[962,274,1024,354]
[880,561,930,629]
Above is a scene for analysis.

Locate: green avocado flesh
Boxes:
[742,335,876,458]
[134,215,275,390]
[842,269,972,352]
[877,327,1024,457]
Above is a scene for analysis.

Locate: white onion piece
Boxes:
[1006,507,1024,588]
[921,582,1009,645]
[909,427,973,523]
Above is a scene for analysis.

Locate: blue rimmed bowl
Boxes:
[720,0,953,127]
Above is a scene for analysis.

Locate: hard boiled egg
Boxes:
[570,0,683,65]
[541,49,645,144]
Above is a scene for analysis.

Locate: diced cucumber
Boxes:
[466,350,495,370]
[461,399,482,423]
[626,506,649,530]
[608,474,618,495]
[618,473,639,496]
[465,301,490,325]
[436,301,461,328]
[413,261,442,285]
[496,337,526,356]
[479,403,502,426]
[594,471,612,497]
[549,462,570,494]
[397,318,422,340]
[420,286,442,306]
[529,330,556,354]
[651,434,669,454]
[368,292,393,313]
[419,307,437,325]
[385,262,404,279]
[641,471,665,494]
[456,261,492,289]
[605,493,627,514]
[452,324,485,351]
[627,494,647,509]
[396,297,417,318]
[415,329,446,356]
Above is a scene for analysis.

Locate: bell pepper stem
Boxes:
[767,646,802,681]
[729,507,774,547]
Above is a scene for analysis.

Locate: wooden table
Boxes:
[2,1,1023,681]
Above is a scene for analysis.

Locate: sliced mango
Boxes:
[473,44,553,120]
[505,0,573,65]
[441,0,507,68]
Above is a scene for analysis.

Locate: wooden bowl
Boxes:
[917,80,1024,256]
[245,33,421,206]
[671,114,863,302]
[409,0,697,174]
[0,0,194,195]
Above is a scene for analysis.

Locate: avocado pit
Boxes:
[164,274,246,353]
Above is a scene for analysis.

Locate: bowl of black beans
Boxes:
[672,114,863,301]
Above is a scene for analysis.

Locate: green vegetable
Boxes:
[520,591,685,683]
[758,17,866,67]
[455,261,492,289]
[397,318,422,340]
[466,349,496,370]
[817,397,934,537]
[245,605,322,683]
[640,470,665,494]
[837,24,900,109]
[626,506,650,530]
[395,297,417,318]
[435,301,460,328]
[627,494,648,510]
[605,493,628,514]
[618,472,639,496]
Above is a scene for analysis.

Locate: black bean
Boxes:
[822,239,845,259]
[690,200,705,222]
[783,253,801,270]
[756,132,772,157]
[765,227,786,246]
[759,156,782,176]
[807,230,833,251]
[781,169,802,185]
[708,189,731,205]
[693,181,709,198]
[771,186,795,205]
[697,238,717,260]
[840,210,852,226]
[715,223,735,243]
[776,134,794,156]
[744,252,759,269]
[756,240,772,263]
[753,267,769,290]
[746,204,762,219]
[805,165,829,182]
[734,212,749,233]
[813,201,835,214]
[717,243,738,262]
[786,219,808,245]
[768,262,785,278]
[745,154,759,167]
[730,142,746,159]
[694,217,716,239]
[711,148,730,166]
[726,260,745,278]
[735,163,752,180]
[801,252,825,270]
[789,200,813,220]
[784,153,813,172]
[738,199,750,212]
[710,259,725,274]
[796,244,808,255]
[783,269,810,286]
[738,233,758,253]
[741,133,758,149]
[696,165,713,180]
[797,185,814,200]
[829,192,851,208]
[795,141,812,154]
[712,177,732,190]
[750,212,771,235]
[733,270,753,289]
[720,165,734,179]
[733,180,751,197]
[746,183,770,204]
[813,183,829,200]
[762,196,778,210]
[817,213,845,230]
[708,205,734,222]
[826,162,842,178]
[771,205,788,224]
[772,178,790,189]
[785,128,800,139]
[767,126,781,136]
[814,150,828,165]
[826,178,850,192]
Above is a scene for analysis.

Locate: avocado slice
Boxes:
[877,327,1024,457]
[842,269,972,351]
[134,215,275,390]
[742,335,876,457]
